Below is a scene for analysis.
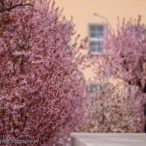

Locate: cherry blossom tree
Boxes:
[76,83,143,133]
[0,0,87,145]
[103,16,146,132]
[0,0,33,13]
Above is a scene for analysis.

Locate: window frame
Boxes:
[88,23,107,55]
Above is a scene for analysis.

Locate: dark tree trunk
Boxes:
[143,83,146,93]
[143,83,146,133]
[144,123,146,133]
[144,103,146,116]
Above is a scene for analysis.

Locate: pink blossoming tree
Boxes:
[102,16,146,132]
[76,82,143,133]
[0,0,87,145]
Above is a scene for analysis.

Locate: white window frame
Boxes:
[88,23,107,55]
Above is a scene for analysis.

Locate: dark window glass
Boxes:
[90,41,102,52]
[90,25,104,38]
[88,83,100,92]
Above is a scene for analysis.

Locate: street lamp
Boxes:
[91,12,109,84]
[91,12,108,24]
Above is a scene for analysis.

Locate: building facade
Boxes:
[55,0,146,87]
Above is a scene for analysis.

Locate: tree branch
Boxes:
[0,3,33,13]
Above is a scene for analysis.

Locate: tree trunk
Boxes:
[143,83,146,133]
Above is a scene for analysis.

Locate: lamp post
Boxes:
[91,12,108,25]
[91,12,109,84]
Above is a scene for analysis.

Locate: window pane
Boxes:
[88,83,101,92]
[97,25,103,31]
[97,31,103,37]
[90,25,96,31]
[90,32,96,37]
[90,41,102,52]
[90,32,103,38]
[89,25,104,38]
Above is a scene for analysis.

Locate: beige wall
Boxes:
[55,0,146,82]
[55,0,146,38]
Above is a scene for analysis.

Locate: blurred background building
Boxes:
[55,0,146,91]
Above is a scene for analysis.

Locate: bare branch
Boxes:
[0,2,33,13]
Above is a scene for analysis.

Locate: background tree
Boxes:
[76,83,143,133]
[0,0,87,145]
[102,16,146,132]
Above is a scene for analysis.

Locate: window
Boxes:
[88,24,105,55]
[90,41,102,52]
[89,25,104,38]
[88,83,101,92]
[126,25,145,41]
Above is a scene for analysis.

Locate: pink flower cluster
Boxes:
[0,0,87,145]
[104,16,146,131]
[89,16,146,132]
[76,83,143,133]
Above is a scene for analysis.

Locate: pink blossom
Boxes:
[0,0,87,145]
